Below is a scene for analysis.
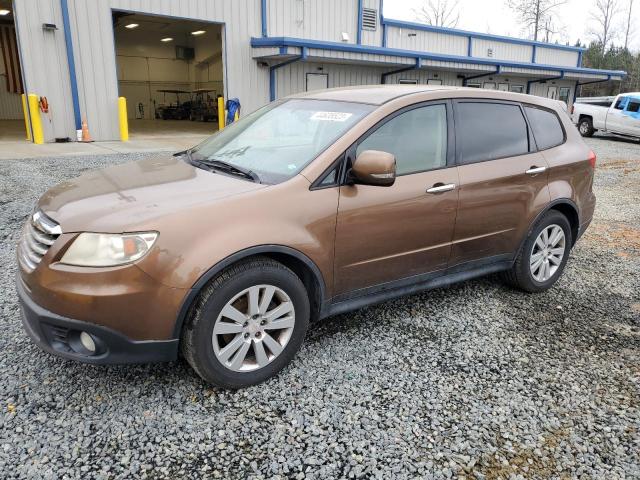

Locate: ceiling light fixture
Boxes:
[0,9,10,15]
[160,37,173,42]
[191,30,206,36]
[125,23,139,29]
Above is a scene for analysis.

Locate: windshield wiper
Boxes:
[197,158,261,183]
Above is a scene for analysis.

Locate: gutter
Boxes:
[268,47,308,101]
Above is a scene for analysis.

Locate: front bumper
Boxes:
[17,278,179,364]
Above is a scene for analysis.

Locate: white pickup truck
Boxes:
[571,92,640,140]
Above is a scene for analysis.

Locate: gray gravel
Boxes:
[1,137,639,479]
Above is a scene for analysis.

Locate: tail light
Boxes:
[587,150,596,168]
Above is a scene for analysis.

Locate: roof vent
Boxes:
[362,8,378,31]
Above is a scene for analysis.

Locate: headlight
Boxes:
[60,232,158,267]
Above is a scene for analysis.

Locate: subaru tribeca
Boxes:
[17,86,596,388]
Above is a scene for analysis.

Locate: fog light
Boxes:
[79,331,96,353]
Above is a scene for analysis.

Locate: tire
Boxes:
[181,257,310,388]
[502,210,572,293]
[578,117,595,137]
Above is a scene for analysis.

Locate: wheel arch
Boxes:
[517,199,580,257]
[172,245,327,338]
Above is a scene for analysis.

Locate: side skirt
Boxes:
[322,258,513,319]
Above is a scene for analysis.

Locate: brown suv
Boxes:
[17,86,596,388]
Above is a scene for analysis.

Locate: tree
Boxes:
[589,0,620,51]
[623,0,635,50]
[505,0,567,41]
[413,0,460,28]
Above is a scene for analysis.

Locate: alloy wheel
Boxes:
[530,224,566,282]
[212,285,295,372]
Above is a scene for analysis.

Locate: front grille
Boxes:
[18,210,61,273]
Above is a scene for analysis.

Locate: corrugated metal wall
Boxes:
[535,47,579,67]
[0,64,23,120]
[472,38,532,63]
[13,0,76,138]
[386,28,468,56]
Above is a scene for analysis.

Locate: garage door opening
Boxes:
[0,1,27,143]
[112,11,224,140]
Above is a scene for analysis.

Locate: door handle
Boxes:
[525,166,547,175]
[426,183,456,194]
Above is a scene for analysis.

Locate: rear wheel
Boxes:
[181,257,310,388]
[503,210,572,293]
[578,117,595,137]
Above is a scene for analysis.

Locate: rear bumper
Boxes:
[17,277,178,364]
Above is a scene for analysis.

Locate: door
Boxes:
[606,95,639,135]
[334,102,459,295]
[450,100,551,267]
[306,73,328,92]
[547,86,558,100]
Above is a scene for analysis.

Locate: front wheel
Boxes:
[503,210,572,293]
[181,257,310,388]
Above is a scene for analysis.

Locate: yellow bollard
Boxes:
[234,110,239,122]
[27,94,44,145]
[21,94,32,141]
[118,97,129,142]
[217,96,225,131]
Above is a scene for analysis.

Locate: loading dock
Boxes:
[0,0,26,142]
[112,11,224,139]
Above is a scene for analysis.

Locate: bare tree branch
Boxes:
[505,0,567,41]
[413,0,460,28]
[623,0,635,50]
[588,0,620,50]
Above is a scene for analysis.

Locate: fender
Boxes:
[515,198,580,257]
[172,245,327,338]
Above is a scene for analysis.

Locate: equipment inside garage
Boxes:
[0,1,26,142]
[112,11,224,137]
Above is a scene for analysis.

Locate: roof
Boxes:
[251,37,627,80]
[288,85,564,110]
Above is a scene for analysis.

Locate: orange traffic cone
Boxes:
[81,119,92,142]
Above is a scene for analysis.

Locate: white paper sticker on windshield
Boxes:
[310,111,353,122]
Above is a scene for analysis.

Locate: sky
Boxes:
[384,0,640,52]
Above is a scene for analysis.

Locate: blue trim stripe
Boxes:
[261,0,267,37]
[382,18,586,53]
[250,36,626,78]
[61,0,82,131]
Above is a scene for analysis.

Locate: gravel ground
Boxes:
[0,136,639,479]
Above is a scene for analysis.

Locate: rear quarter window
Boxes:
[524,106,565,150]
[455,102,530,164]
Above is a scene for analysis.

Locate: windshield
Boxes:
[190,99,374,184]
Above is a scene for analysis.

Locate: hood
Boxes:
[39,155,265,233]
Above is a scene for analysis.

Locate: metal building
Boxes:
[5,0,626,142]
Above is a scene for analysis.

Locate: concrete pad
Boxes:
[0,118,214,160]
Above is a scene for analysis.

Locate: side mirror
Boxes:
[350,150,396,187]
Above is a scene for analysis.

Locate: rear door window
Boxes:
[455,102,530,164]
[524,106,565,150]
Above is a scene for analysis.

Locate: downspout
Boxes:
[381,58,421,84]
[60,0,82,134]
[462,65,500,86]
[269,47,308,101]
[572,74,611,104]
[261,0,267,37]
[357,0,363,44]
[380,0,386,47]
[526,71,564,94]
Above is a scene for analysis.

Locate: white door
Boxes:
[306,73,328,92]
[547,86,558,100]
[498,83,509,91]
